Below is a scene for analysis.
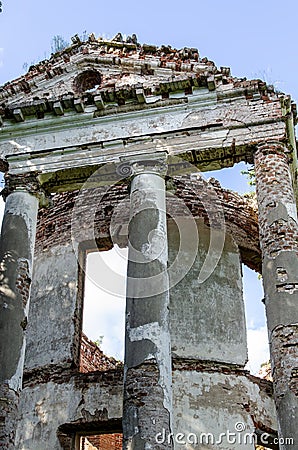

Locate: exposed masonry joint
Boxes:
[23,364,123,387]
[272,321,298,328]
[16,258,31,308]
[270,322,298,336]
[172,357,246,373]
[257,140,288,153]
[268,247,298,259]
[276,283,298,293]
[127,323,171,412]
[276,267,288,282]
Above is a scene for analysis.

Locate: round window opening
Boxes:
[73,70,102,93]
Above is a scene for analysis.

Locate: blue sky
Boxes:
[1,0,298,99]
[1,0,296,373]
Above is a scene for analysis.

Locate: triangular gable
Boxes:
[0,32,276,123]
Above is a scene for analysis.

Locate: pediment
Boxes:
[0,33,295,180]
[0,33,283,126]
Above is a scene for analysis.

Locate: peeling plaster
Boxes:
[7,338,26,392]
[4,192,38,273]
[285,202,298,223]
[128,322,172,412]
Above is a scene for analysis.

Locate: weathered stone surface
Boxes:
[14,373,123,450]
[0,190,38,448]
[169,220,247,365]
[25,244,79,371]
[172,368,277,450]
[1,35,296,450]
[123,158,173,449]
[255,142,298,449]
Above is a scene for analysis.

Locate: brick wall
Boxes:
[79,333,122,373]
[254,143,298,258]
[88,433,122,450]
[36,176,260,271]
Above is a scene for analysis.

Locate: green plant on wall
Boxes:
[241,166,256,186]
[93,336,104,348]
[51,35,70,53]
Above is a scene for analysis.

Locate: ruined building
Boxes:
[0,33,297,449]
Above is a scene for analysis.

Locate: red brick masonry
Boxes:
[79,332,122,373]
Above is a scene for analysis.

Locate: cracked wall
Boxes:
[13,176,278,449]
[0,33,296,450]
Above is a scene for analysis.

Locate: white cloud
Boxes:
[83,283,125,360]
[83,249,271,372]
[83,248,127,360]
[86,246,127,298]
[246,326,270,375]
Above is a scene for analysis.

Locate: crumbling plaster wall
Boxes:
[169,219,247,365]
[0,33,296,450]
[15,373,123,450]
[25,245,78,371]
[172,370,277,450]
[14,177,278,449]
[25,177,260,376]
[15,370,277,450]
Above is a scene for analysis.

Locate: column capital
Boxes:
[1,173,49,206]
[116,152,168,178]
[256,140,290,154]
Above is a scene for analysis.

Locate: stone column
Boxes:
[254,141,298,449]
[0,175,41,449]
[121,155,173,449]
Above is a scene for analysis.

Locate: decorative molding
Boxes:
[1,173,49,206]
[116,153,167,178]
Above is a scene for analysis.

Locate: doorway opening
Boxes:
[79,433,123,450]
